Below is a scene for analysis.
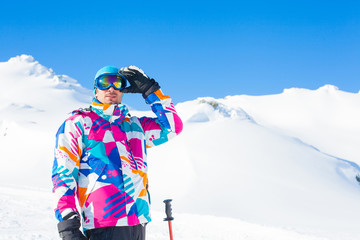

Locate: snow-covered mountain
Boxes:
[0,55,91,188]
[0,55,359,240]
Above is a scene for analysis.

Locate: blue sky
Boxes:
[1,0,359,110]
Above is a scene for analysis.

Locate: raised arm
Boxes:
[140,89,183,147]
[119,66,183,147]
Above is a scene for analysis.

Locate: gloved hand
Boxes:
[57,215,87,240]
[119,66,160,99]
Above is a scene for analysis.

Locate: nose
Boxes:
[108,86,115,92]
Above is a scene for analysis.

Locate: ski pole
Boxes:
[163,199,174,240]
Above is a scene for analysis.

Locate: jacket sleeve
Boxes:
[140,89,183,148]
[52,116,84,222]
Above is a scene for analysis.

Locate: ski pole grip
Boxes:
[163,199,174,221]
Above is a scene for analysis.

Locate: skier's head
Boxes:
[94,66,127,104]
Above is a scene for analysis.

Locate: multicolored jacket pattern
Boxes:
[52,89,183,231]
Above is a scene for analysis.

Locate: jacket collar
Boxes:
[91,97,129,123]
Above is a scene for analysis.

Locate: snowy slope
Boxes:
[0,55,359,240]
[218,87,360,165]
[0,185,329,240]
[148,99,360,239]
[0,55,91,188]
[0,55,91,124]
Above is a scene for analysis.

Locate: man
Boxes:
[52,66,183,240]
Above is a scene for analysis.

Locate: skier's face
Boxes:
[95,87,123,104]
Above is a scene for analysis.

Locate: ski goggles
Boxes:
[95,74,127,90]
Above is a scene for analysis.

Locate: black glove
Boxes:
[57,215,87,240]
[119,66,160,99]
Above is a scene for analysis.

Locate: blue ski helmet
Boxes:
[94,66,127,89]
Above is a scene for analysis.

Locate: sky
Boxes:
[1,0,359,110]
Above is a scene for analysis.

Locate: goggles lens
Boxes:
[96,75,125,90]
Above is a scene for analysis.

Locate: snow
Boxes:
[0,55,360,239]
[0,185,330,240]
[219,85,360,164]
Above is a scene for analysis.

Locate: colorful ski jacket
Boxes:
[52,89,183,231]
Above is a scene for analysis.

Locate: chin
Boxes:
[109,100,121,104]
